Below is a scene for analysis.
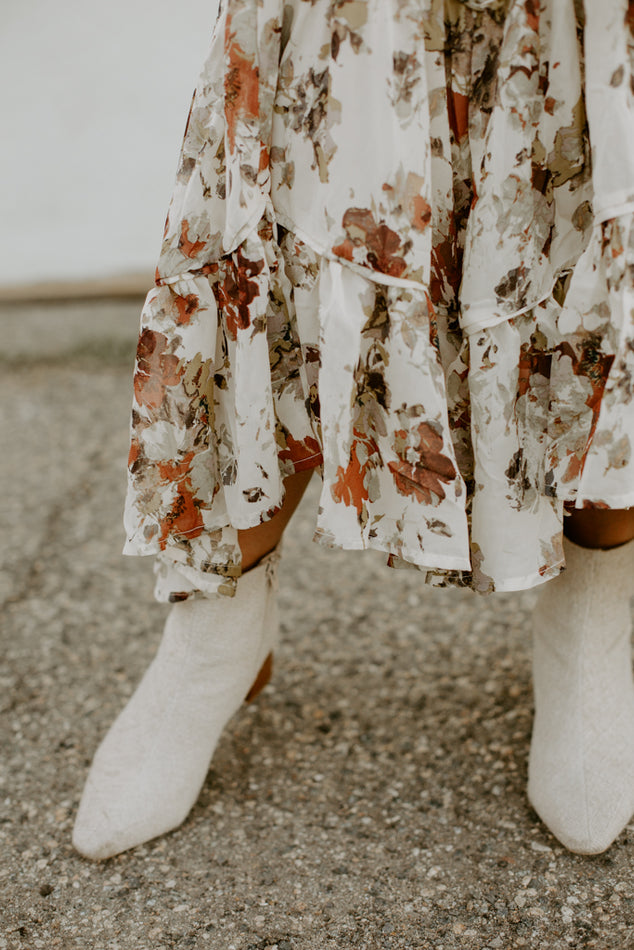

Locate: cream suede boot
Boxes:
[528,537,634,854]
[72,553,279,860]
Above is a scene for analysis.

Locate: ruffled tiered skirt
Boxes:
[123,0,634,598]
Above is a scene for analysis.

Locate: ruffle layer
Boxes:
[124,206,472,597]
[123,0,634,597]
[124,207,634,597]
[431,211,634,593]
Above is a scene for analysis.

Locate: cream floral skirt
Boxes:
[123,0,634,598]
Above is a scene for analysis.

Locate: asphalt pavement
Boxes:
[2,298,633,949]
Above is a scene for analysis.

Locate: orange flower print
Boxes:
[410,193,432,233]
[333,208,407,278]
[178,220,206,259]
[128,436,141,470]
[214,247,266,339]
[278,433,323,472]
[331,429,378,515]
[517,341,552,399]
[174,293,199,326]
[224,19,259,152]
[388,422,456,505]
[133,329,183,411]
[157,452,196,482]
[430,237,463,312]
[447,89,469,143]
[159,478,205,546]
[525,0,539,33]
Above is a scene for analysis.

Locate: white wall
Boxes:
[0,0,219,289]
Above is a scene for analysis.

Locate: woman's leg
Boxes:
[564,506,634,549]
[239,468,315,570]
[529,506,634,853]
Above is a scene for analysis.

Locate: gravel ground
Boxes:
[2,301,634,950]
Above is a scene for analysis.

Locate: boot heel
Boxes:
[245,651,273,703]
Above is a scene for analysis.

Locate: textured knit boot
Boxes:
[72,552,279,860]
[528,537,634,853]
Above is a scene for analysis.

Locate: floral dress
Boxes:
[123,0,634,599]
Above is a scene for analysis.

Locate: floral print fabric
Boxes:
[123,0,634,598]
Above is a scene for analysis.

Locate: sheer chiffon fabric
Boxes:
[123,0,634,598]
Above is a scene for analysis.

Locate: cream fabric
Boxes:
[122,0,634,597]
